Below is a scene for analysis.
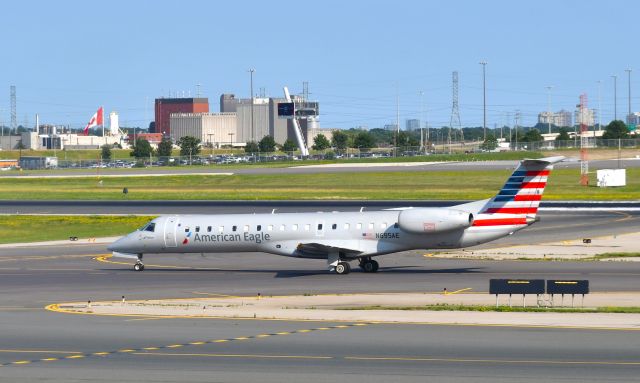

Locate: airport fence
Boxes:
[12,138,640,170]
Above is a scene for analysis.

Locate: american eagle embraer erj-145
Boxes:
[108,156,564,275]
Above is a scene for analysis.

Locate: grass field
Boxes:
[0,215,152,244]
[0,167,638,200]
[337,304,640,314]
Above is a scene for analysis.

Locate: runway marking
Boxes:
[344,356,640,366]
[0,349,83,354]
[0,322,370,368]
[0,253,99,264]
[94,254,221,270]
[133,352,333,360]
[445,288,472,295]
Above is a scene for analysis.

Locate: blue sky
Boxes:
[0,0,637,131]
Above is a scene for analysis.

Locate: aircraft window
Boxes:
[207,226,212,232]
[219,226,224,232]
[356,223,362,229]
[305,224,310,231]
[292,224,298,231]
[380,222,387,229]
[344,223,350,230]
[184,227,190,233]
[195,226,200,233]
[142,223,156,232]
[267,225,273,231]
[243,225,249,232]
[394,222,399,229]
[232,225,237,232]
[257,225,262,231]
[332,224,337,230]
[317,224,323,230]
[280,224,286,231]
[368,223,374,230]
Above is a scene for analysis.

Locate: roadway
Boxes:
[1,206,639,381]
[2,157,639,177]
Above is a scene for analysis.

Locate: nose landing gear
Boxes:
[133,254,144,272]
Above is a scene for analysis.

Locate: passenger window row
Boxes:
[183,222,400,233]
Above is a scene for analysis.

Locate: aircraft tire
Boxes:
[134,263,144,272]
[335,262,351,275]
[361,260,379,273]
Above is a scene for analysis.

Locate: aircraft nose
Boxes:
[107,236,129,252]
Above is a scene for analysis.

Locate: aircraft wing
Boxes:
[296,242,363,257]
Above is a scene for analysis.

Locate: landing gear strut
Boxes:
[133,254,144,272]
[359,258,379,273]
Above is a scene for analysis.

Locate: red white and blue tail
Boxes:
[471,156,564,228]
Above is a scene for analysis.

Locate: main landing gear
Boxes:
[335,262,351,275]
[359,258,379,273]
[133,254,144,272]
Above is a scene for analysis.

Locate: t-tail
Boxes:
[470,156,564,228]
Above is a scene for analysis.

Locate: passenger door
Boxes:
[164,216,179,247]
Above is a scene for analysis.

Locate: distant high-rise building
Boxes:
[406,119,420,131]
[574,106,595,127]
[154,98,209,135]
[627,112,640,126]
[537,109,572,127]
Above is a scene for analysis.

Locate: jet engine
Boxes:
[398,208,473,234]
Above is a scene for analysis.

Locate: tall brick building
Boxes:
[154,98,209,136]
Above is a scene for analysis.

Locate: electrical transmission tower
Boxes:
[449,71,462,153]
[579,94,589,186]
[10,85,16,131]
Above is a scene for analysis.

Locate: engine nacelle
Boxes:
[398,208,473,234]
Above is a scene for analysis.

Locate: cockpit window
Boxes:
[142,222,156,232]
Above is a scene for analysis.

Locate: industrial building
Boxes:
[19,156,58,170]
[154,98,209,136]
[170,113,237,147]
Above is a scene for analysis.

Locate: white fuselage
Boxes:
[109,210,525,260]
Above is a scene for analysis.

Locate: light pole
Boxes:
[207,133,214,156]
[612,75,618,121]
[626,68,632,125]
[419,90,424,153]
[228,132,234,147]
[597,80,602,131]
[248,69,255,143]
[545,86,553,134]
[480,61,487,141]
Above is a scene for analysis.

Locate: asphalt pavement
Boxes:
[2,157,639,178]
[1,203,639,381]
